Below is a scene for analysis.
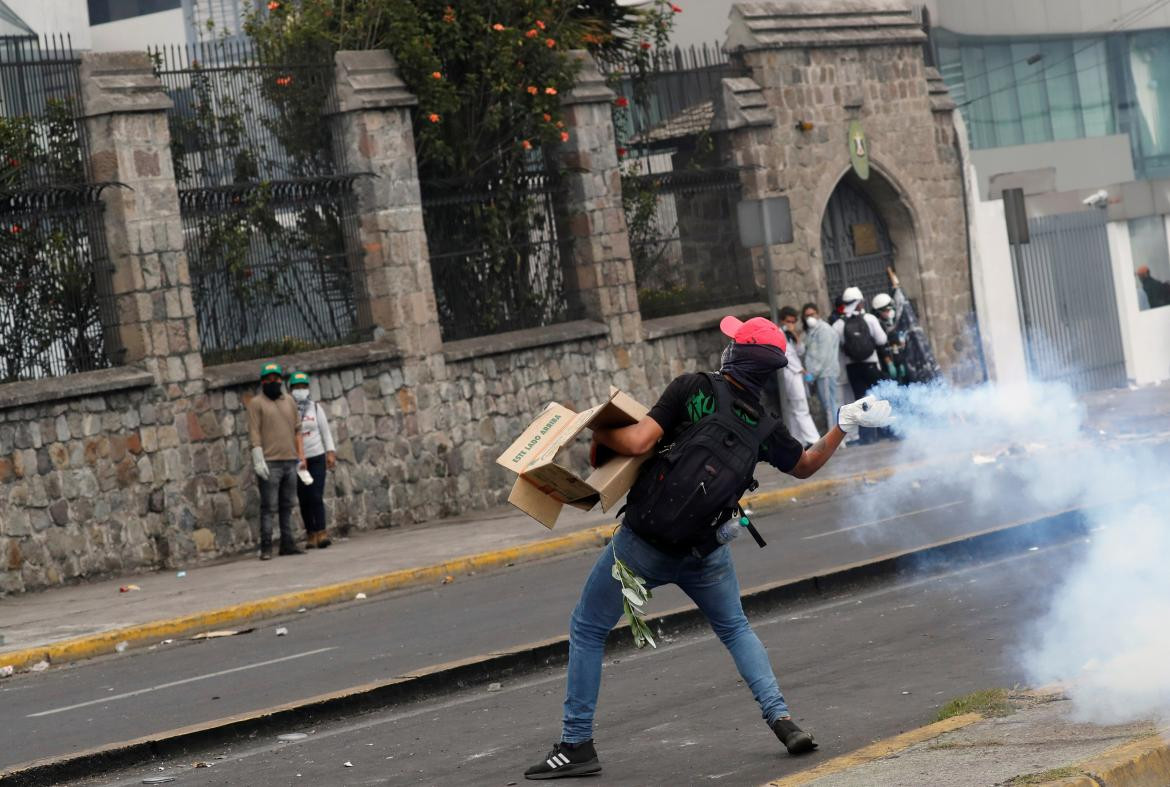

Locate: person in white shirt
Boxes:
[778,306,820,447]
[288,371,336,549]
[832,287,888,444]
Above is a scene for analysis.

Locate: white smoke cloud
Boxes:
[858,378,1170,724]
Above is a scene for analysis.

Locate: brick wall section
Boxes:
[557,52,642,346]
[722,4,977,378]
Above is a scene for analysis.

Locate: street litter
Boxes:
[0,665,14,678]
[115,641,128,653]
[119,584,141,593]
[343,761,354,768]
[176,571,187,578]
[141,779,176,785]
[971,453,998,465]
[190,628,254,640]
[161,639,174,645]
[278,733,309,741]
[1028,546,1039,551]
[487,682,502,692]
[297,607,307,613]
[442,575,455,584]
[901,690,911,695]
[354,592,367,600]
[275,627,288,636]
[194,761,211,768]
[30,660,49,672]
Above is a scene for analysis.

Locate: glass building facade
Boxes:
[935,28,1170,179]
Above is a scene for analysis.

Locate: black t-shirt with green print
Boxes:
[646,373,804,473]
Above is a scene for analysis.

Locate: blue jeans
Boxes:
[813,374,839,430]
[561,526,790,743]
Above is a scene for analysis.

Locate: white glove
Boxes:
[837,395,894,436]
[252,446,270,481]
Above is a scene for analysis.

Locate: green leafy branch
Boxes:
[611,541,656,649]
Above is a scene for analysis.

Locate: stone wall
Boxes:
[0,316,732,594]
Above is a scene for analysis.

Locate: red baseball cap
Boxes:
[719,315,786,352]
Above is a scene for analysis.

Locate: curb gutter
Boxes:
[0,506,1089,787]
[0,464,898,674]
[1042,728,1170,786]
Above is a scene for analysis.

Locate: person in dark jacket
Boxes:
[523,315,894,780]
[1137,265,1170,309]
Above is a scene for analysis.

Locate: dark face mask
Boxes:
[262,381,283,400]
[719,342,788,399]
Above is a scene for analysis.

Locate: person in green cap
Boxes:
[288,371,336,549]
[246,361,306,559]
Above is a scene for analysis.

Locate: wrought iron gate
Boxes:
[821,177,895,302]
[1015,211,1126,392]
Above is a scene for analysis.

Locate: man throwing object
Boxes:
[524,315,893,779]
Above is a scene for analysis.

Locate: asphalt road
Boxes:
[0,451,1100,771]
[74,538,1086,787]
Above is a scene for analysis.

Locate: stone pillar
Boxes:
[330,50,442,358]
[557,51,641,345]
[79,52,203,393]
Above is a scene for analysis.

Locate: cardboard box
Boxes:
[497,387,651,528]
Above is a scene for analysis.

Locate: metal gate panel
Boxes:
[821,178,895,301]
[1016,211,1126,392]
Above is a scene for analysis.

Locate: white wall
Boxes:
[5,0,91,48]
[968,181,1029,384]
[89,8,185,52]
[926,0,1170,37]
[1108,220,1170,385]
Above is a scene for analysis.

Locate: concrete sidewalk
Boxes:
[0,439,910,672]
[769,690,1170,787]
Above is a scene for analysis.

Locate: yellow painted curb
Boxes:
[763,713,983,786]
[0,464,896,674]
[1040,728,1170,786]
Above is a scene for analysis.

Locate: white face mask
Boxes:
[291,389,309,402]
[804,316,818,327]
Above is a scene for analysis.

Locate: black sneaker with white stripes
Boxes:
[524,740,601,780]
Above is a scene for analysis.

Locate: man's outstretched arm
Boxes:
[788,427,846,479]
[590,417,665,465]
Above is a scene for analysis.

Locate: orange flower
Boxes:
[535,20,546,30]
[522,139,533,150]
[267,0,279,9]
[428,113,440,123]
[614,96,629,108]
[442,5,455,23]
[556,120,564,128]
[560,131,570,142]
[545,38,556,48]
[640,41,651,50]
[617,146,628,157]
[527,85,538,95]
[545,86,557,95]
[542,112,552,122]
[670,3,682,12]
[491,23,505,31]
[582,33,601,45]
[525,28,538,38]
[432,71,442,79]
[275,75,292,86]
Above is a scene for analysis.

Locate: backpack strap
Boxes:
[707,371,779,440]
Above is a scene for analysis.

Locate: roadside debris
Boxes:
[190,628,254,640]
[141,778,176,785]
[30,660,49,672]
[119,584,141,593]
[278,733,309,742]
[343,761,354,768]
[354,592,367,600]
[176,571,187,578]
[161,639,174,645]
[0,665,14,678]
[971,453,998,465]
[275,627,289,637]
[115,641,128,653]
[487,682,502,692]
[442,575,455,585]
[194,761,211,768]
[297,607,307,613]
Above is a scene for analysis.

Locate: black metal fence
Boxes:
[421,169,577,342]
[605,45,761,319]
[153,41,368,366]
[0,36,119,382]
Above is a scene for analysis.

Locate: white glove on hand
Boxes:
[252,446,270,481]
[837,395,894,436]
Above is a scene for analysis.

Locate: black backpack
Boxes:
[624,373,776,555]
[842,313,877,362]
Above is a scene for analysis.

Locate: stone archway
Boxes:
[818,167,925,317]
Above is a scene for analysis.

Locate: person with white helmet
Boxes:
[871,292,902,382]
[833,287,888,444]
